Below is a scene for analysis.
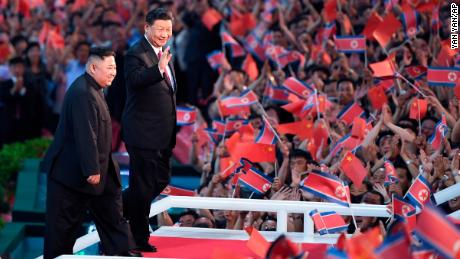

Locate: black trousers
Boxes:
[123,145,171,247]
[44,174,134,259]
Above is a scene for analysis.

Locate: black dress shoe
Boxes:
[135,243,157,252]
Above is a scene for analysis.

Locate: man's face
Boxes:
[10,63,25,77]
[76,44,90,64]
[421,120,435,138]
[337,81,354,105]
[91,56,116,88]
[145,19,173,48]
[290,156,308,173]
[179,214,195,227]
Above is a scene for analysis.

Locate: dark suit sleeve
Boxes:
[71,93,100,177]
[124,52,164,90]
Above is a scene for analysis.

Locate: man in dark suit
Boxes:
[41,47,138,258]
[122,8,177,252]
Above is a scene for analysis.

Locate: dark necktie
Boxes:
[157,51,173,88]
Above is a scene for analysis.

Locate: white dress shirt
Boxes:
[144,35,175,90]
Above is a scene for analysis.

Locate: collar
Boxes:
[84,72,103,91]
[144,34,162,56]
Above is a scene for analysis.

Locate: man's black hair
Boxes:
[9,57,25,66]
[337,77,356,90]
[10,35,27,46]
[145,8,173,25]
[89,47,115,59]
[179,209,199,220]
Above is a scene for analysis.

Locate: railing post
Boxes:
[277,210,288,232]
[303,211,314,237]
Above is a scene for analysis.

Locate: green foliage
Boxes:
[0,138,51,187]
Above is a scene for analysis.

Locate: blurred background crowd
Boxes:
[0,0,459,247]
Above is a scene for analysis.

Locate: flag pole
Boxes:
[395,72,427,98]
[220,117,228,146]
[417,97,422,136]
[314,89,321,121]
[248,192,255,199]
[256,102,283,143]
[345,191,359,231]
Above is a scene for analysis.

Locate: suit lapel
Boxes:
[142,37,176,93]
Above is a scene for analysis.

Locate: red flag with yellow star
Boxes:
[368,85,388,110]
[230,143,276,162]
[276,120,314,140]
[409,98,427,120]
[340,151,368,188]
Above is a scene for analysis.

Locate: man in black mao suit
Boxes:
[41,47,137,258]
[122,8,177,252]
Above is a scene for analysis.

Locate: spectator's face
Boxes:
[10,63,25,77]
[261,219,276,231]
[194,217,214,228]
[289,156,307,173]
[76,44,90,64]
[27,46,41,63]
[355,192,381,231]
[89,56,117,88]
[179,214,195,227]
[396,168,409,192]
[337,81,354,105]
[421,120,435,138]
[324,82,337,99]
[448,196,460,211]
[14,40,28,56]
[362,192,382,205]
[379,136,392,154]
[145,19,173,48]
[371,169,385,185]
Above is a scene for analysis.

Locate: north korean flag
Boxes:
[330,134,361,157]
[300,170,350,207]
[206,50,228,70]
[337,102,365,126]
[317,22,336,44]
[160,185,195,196]
[405,65,427,81]
[310,209,348,235]
[245,33,266,61]
[176,106,197,126]
[204,128,223,145]
[221,30,245,58]
[414,205,460,259]
[375,78,395,93]
[384,158,399,186]
[428,114,448,150]
[277,50,305,69]
[334,35,366,53]
[427,67,460,87]
[263,83,289,104]
[374,231,412,258]
[404,173,431,209]
[282,77,314,99]
[238,166,273,196]
[392,194,415,220]
[401,9,421,39]
[255,118,277,145]
[411,244,437,259]
[220,89,259,108]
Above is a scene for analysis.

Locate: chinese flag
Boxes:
[281,100,305,116]
[230,143,276,163]
[313,122,329,148]
[219,157,238,179]
[17,0,30,18]
[373,13,401,49]
[242,54,259,81]
[323,0,337,22]
[342,14,353,35]
[363,11,383,40]
[47,30,65,49]
[409,98,427,120]
[229,11,256,37]
[340,151,367,188]
[201,8,223,31]
[346,227,383,258]
[367,85,388,110]
[225,132,241,154]
[351,117,366,140]
[277,120,314,140]
[369,59,396,78]
[245,226,270,258]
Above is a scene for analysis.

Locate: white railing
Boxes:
[38,182,460,257]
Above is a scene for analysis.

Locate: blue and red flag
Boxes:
[176,106,197,126]
[300,170,350,207]
[221,30,245,58]
[160,185,195,196]
[282,77,314,99]
[374,231,412,258]
[427,67,460,87]
[204,128,223,145]
[220,89,259,108]
[392,194,415,220]
[309,209,348,235]
[255,118,277,145]
[404,173,431,209]
[329,134,361,157]
[334,35,366,53]
[431,4,440,33]
[277,50,305,69]
[401,9,420,39]
[207,50,229,70]
[238,165,273,196]
[263,82,289,104]
[384,158,399,186]
[414,205,460,259]
[245,33,266,61]
[337,102,365,126]
[316,22,336,44]
[405,66,427,81]
[428,114,448,150]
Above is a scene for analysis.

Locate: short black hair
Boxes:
[179,210,199,220]
[9,57,25,66]
[76,41,91,51]
[145,8,173,25]
[337,77,356,90]
[289,149,313,163]
[26,41,40,53]
[10,35,27,46]
[89,47,115,60]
